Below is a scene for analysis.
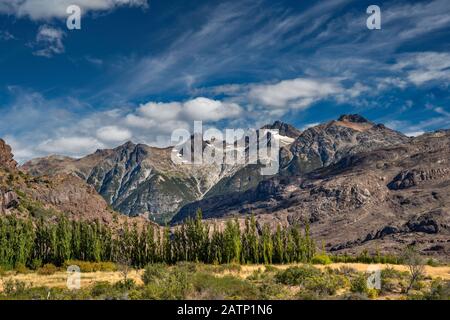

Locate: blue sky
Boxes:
[1,0,450,162]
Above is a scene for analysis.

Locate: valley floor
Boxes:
[0,263,449,300]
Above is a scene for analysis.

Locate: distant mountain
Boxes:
[280,114,410,175]
[22,141,241,223]
[18,115,450,256]
[22,115,410,223]
[22,121,301,223]
[171,126,450,257]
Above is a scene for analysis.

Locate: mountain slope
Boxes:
[22,141,239,223]
[0,139,119,224]
[171,129,450,257]
[281,114,410,175]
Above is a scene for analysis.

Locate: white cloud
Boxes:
[137,102,183,122]
[0,0,148,20]
[248,78,343,109]
[37,137,104,156]
[33,25,65,58]
[126,97,242,127]
[183,97,242,121]
[405,131,425,137]
[394,52,450,86]
[96,126,132,143]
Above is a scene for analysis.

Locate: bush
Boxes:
[14,263,30,274]
[114,279,136,291]
[422,279,450,300]
[426,258,440,267]
[37,263,58,275]
[311,254,332,265]
[2,279,27,295]
[90,281,114,297]
[350,273,369,294]
[257,282,288,299]
[303,274,341,296]
[367,288,379,299]
[142,268,192,300]
[192,273,257,300]
[30,259,43,270]
[142,263,168,285]
[64,260,117,272]
[275,265,322,286]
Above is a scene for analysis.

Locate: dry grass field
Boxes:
[1,263,448,292]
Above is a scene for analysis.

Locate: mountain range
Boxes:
[8,114,450,257]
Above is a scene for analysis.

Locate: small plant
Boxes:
[275,265,322,286]
[2,279,27,295]
[350,273,369,294]
[37,263,58,275]
[401,246,425,294]
[311,254,332,265]
[142,263,168,285]
[90,281,114,297]
[30,258,43,270]
[303,274,341,296]
[14,263,30,274]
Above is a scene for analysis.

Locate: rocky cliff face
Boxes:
[0,139,121,224]
[0,139,17,171]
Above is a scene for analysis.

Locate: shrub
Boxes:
[142,268,192,300]
[37,263,58,275]
[114,279,136,291]
[90,281,114,297]
[350,273,369,294]
[303,274,341,296]
[14,263,30,274]
[426,258,440,267]
[64,260,117,272]
[30,258,43,270]
[367,288,379,299]
[257,282,288,299]
[275,265,322,286]
[246,268,264,281]
[422,278,450,300]
[311,254,332,265]
[142,263,168,285]
[2,279,27,295]
[381,266,405,280]
[192,273,257,300]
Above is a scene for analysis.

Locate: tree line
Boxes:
[0,210,316,269]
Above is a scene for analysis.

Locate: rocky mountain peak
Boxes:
[262,121,302,139]
[0,139,17,171]
[337,114,370,123]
